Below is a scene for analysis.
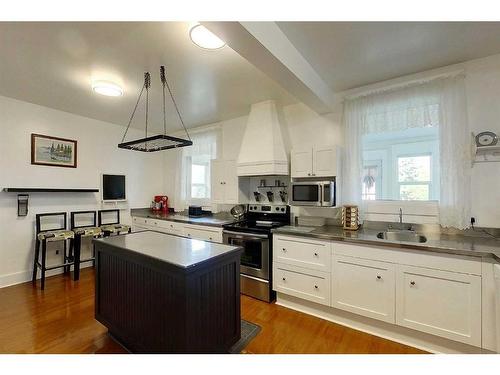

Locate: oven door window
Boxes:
[292,185,319,202]
[229,238,263,269]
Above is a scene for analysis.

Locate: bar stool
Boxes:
[70,210,102,280]
[98,209,131,237]
[32,212,75,290]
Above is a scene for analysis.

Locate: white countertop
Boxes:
[94,231,242,268]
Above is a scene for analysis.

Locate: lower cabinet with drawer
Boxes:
[274,235,332,272]
[396,264,482,346]
[158,220,184,236]
[183,224,223,243]
[331,255,396,323]
[273,262,331,306]
[272,234,489,352]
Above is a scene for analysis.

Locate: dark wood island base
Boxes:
[94,231,243,353]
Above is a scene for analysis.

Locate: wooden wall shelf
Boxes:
[2,188,99,193]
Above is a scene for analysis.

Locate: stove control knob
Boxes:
[276,207,280,211]
[281,208,285,212]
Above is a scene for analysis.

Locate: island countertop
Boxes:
[93,230,242,269]
[272,225,500,261]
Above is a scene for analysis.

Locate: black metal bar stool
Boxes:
[98,209,131,237]
[70,210,102,280]
[32,212,75,290]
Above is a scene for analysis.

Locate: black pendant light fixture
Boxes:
[118,66,192,152]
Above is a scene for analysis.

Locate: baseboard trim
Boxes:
[0,270,32,288]
[276,293,493,354]
[0,263,94,289]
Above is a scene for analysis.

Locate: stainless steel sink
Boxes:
[376,230,427,243]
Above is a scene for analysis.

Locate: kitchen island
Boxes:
[93,231,243,353]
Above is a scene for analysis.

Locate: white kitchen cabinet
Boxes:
[291,145,338,178]
[332,255,396,323]
[211,159,238,204]
[274,235,331,272]
[274,262,331,306]
[158,220,184,236]
[396,264,481,346]
[183,224,223,243]
[290,148,313,178]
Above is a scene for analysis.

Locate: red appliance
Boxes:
[153,195,169,212]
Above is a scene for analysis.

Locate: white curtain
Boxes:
[172,127,220,211]
[437,76,471,229]
[342,74,471,229]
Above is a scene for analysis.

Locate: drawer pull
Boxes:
[376,275,382,280]
[282,248,287,252]
[410,281,415,286]
[282,277,286,281]
[314,252,318,257]
[209,237,213,241]
[314,285,318,289]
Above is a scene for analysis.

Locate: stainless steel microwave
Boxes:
[290,181,336,207]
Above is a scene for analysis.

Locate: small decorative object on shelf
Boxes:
[475,131,498,147]
[342,205,359,231]
[471,132,500,165]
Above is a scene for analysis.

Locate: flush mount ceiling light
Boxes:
[91,81,123,97]
[189,24,226,50]
[118,66,192,152]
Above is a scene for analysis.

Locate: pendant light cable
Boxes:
[163,68,191,141]
[121,81,146,143]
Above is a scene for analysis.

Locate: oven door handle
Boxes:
[223,230,269,240]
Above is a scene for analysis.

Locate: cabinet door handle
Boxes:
[376,275,382,280]
[307,173,311,176]
[282,277,286,281]
[209,237,213,241]
[410,281,415,286]
[314,252,318,257]
[314,285,318,289]
[282,248,287,252]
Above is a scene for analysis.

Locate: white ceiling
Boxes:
[277,22,500,92]
[3,22,500,131]
[0,22,297,131]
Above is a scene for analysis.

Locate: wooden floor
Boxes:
[0,268,426,354]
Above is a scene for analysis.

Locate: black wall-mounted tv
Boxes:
[102,174,126,201]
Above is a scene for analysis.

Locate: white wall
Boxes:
[0,95,165,287]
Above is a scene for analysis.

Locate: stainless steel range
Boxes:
[223,204,290,302]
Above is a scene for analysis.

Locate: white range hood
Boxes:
[237,100,288,176]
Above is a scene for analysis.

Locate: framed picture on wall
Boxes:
[31,133,77,168]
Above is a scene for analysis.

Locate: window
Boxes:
[398,155,431,200]
[362,160,382,200]
[362,127,439,201]
[190,160,210,199]
[181,128,219,205]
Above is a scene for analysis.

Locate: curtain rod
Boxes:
[344,69,466,100]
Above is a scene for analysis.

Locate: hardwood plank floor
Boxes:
[0,268,426,354]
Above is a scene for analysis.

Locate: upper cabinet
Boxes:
[291,145,338,178]
[211,159,239,204]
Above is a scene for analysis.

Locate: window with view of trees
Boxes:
[362,127,439,201]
